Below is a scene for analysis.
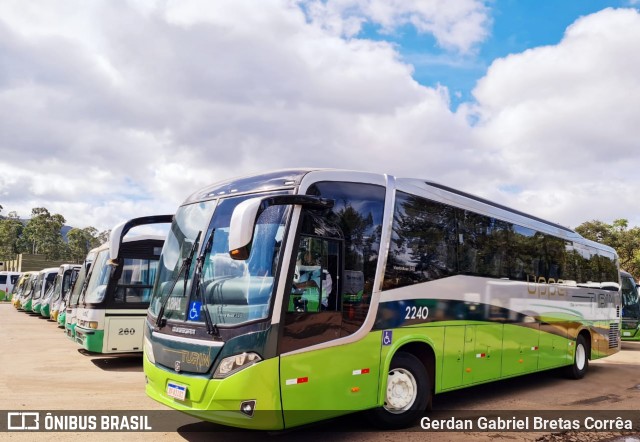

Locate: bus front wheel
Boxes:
[368,351,431,429]
[565,334,589,379]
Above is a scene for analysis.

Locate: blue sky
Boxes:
[362,0,640,108]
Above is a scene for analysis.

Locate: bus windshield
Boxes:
[150,193,289,327]
[32,274,45,299]
[50,274,63,303]
[83,250,111,304]
[69,257,95,306]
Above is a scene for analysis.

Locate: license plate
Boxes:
[167,382,187,401]
[623,331,631,336]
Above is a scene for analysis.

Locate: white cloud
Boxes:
[463,7,640,227]
[301,0,491,53]
[1,1,639,238]
[0,0,476,231]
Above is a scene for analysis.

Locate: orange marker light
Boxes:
[351,387,360,393]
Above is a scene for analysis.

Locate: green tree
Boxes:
[575,218,640,277]
[66,227,103,262]
[18,207,67,259]
[97,229,111,245]
[0,211,23,260]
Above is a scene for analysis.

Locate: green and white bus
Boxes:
[620,270,640,340]
[13,271,36,309]
[45,264,82,321]
[30,267,58,315]
[143,169,620,430]
[65,249,99,338]
[20,269,54,312]
[75,215,171,354]
[0,271,21,302]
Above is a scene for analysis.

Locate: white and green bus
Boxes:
[45,264,82,321]
[65,249,99,338]
[75,215,171,354]
[30,267,59,315]
[143,169,620,430]
[0,271,21,302]
[620,270,640,340]
[13,271,37,309]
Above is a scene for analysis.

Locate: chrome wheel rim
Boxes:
[576,343,586,370]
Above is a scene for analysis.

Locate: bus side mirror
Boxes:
[228,195,334,260]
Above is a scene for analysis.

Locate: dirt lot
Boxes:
[2,302,640,441]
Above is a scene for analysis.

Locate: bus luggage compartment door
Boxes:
[106,316,145,352]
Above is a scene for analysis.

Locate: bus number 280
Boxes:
[405,306,429,320]
[118,328,135,335]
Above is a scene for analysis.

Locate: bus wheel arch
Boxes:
[369,341,435,429]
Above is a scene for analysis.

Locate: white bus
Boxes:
[64,250,98,334]
[75,215,171,354]
[45,264,82,321]
[30,267,59,315]
[0,271,21,302]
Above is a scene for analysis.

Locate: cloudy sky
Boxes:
[1,0,639,233]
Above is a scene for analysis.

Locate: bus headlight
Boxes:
[88,321,98,329]
[213,352,262,379]
[144,336,155,364]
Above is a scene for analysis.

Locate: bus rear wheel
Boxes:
[565,334,589,379]
[368,351,430,429]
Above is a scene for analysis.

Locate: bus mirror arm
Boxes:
[228,195,334,260]
[109,214,174,261]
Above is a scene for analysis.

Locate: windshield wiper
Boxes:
[77,266,95,308]
[192,229,218,336]
[155,231,201,329]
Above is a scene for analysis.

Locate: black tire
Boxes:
[367,352,431,429]
[565,334,589,379]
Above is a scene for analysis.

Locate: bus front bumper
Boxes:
[75,326,104,353]
[143,356,283,430]
[621,328,640,341]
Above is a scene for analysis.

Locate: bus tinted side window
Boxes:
[384,191,613,290]
[385,192,457,289]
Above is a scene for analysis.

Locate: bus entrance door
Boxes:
[278,330,381,429]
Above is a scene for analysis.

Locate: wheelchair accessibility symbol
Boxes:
[188,301,201,321]
[382,330,392,346]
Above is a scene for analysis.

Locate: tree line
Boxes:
[0,206,110,264]
[575,219,640,278]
